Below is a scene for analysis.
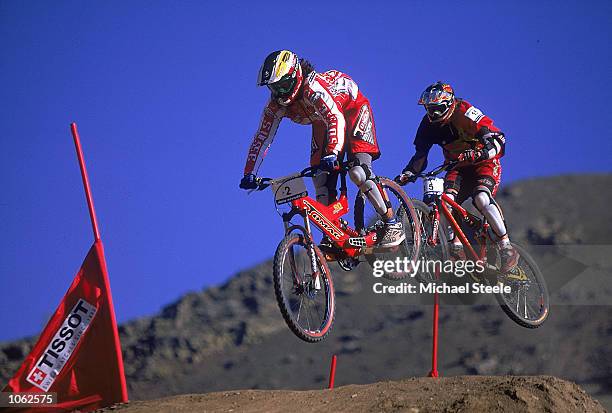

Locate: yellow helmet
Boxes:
[257,50,304,106]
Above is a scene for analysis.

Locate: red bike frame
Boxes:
[288,194,375,258]
[283,173,389,258]
[430,193,492,263]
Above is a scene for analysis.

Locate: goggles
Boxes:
[267,74,297,97]
[426,103,448,118]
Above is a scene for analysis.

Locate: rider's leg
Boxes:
[346,103,391,220]
[313,171,339,206]
[472,186,518,271]
[349,153,404,246]
[310,121,338,206]
[348,153,389,217]
[472,187,508,246]
[443,170,465,250]
[470,159,508,246]
[471,159,518,271]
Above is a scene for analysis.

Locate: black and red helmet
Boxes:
[419,81,456,123]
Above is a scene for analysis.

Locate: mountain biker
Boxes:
[240,50,404,247]
[396,81,519,273]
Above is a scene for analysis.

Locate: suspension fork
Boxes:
[428,203,440,246]
[301,210,322,289]
[282,208,315,288]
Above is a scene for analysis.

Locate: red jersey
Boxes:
[244,70,380,175]
[405,99,505,174]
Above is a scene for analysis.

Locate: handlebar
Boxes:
[251,162,353,192]
[395,160,460,186]
[416,160,459,178]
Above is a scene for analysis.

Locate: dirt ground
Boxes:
[97,375,606,413]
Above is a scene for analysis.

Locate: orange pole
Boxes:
[70,123,101,241]
[428,291,439,377]
[428,266,441,378]
[328,355,337,389]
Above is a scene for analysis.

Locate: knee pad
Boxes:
[349,164,370,186]
[472,187,507,238]
[472,189,491,211]
[360,179,388,215]
[350,164,387,215]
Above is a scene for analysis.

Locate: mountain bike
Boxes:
[398,161,549,328]
[252,163,420,342]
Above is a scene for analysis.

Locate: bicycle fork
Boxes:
[428,203,440,246]
[303,215,322,290]
[283,211,322,290]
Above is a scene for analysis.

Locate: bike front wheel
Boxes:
[412,200,450,284]
[273,233,335,342]
[490,242,550,328]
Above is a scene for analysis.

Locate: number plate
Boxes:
[272,174,308,205]
[423,177,444,195]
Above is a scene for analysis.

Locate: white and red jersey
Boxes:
[244,70,380,175]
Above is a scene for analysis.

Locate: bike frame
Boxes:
[281,171,380,258]
[429,193,493,264]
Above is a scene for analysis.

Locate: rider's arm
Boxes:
[403,117,433,174]
[476,126,506,160]
[457,100,505,160]
[244,100,285,175]
[306,78,346,156]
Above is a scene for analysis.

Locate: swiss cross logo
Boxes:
[28,368,47,385]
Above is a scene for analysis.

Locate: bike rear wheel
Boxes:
[354,177,421,280]
[490,242,549,328]
[273,233,335,342]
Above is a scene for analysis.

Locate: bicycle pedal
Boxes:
[348,237,366,247]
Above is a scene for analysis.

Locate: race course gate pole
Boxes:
[328,354,337,389]
[428,266,441,377]
[428,291,440,377]
[71,122,101,241]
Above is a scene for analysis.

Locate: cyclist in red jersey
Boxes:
[396,82,519,272]
[240,50,404,247]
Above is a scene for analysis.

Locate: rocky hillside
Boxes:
[2,174,611,409]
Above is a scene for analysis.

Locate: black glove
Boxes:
[319,154,339,172]
[239,173,258,190]
[458,149,484,163]
[394,170,417,185]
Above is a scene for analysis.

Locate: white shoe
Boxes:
[377,222,406,247]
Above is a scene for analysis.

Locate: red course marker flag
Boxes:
[3,242,128,411]
[2,123,128,412]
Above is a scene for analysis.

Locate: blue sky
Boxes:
[1,1,611,341]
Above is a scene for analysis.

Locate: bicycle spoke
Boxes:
[515,286,521,314]
[296,296,303,323]
[523,287,528,319]
[305,298,312,331]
